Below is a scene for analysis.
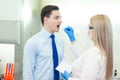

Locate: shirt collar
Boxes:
[41,28,52,38]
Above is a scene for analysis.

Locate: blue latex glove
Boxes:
[61,71,70,80]
[64,26,76,42]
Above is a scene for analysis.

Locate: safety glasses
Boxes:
[89,25,94,30]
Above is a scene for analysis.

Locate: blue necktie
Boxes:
[50,34,59,80]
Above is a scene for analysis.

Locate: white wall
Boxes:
[0,0,21,20]
[0,0,21,44]
[0,21,20,44]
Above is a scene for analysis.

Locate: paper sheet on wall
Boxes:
[56,59,72,73]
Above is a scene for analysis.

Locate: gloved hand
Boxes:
[64,26,76,42]
[61,71,70,80]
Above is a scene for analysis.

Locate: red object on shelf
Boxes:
[4,63,14,80]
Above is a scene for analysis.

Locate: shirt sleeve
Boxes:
[60,41,64,62]
[70,42,82,59]
[23,41,37,80]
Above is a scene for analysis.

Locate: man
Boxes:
[23,5,64,80]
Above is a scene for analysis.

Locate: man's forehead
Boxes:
[50,10,61,16]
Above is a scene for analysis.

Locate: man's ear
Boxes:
[44,17,48,24]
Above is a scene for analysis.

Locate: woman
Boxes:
[62,14,113,80]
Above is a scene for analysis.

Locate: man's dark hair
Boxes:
[40,5,59,25]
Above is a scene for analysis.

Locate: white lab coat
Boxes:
[68,43,106,80]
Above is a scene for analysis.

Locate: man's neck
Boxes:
[43,26,54,34]
[43,27,54,34]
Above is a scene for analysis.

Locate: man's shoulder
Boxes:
[25,32,43,45]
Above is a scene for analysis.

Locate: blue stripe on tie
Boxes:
[50,34,59,80]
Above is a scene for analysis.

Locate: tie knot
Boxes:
[50,34,55,39]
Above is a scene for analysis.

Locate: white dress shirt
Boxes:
[23,28,64,80]
[69,43,106,80]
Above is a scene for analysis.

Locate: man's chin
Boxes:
[55,29,59,32]
[55,30,59,32]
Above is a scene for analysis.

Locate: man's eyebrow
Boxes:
[55,16,61,18]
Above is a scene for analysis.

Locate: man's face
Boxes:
[44,10,62,33]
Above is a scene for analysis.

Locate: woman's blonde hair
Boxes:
[90,14,113,80]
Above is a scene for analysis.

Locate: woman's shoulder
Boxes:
[85,46,100,54]
[85,46,105,61]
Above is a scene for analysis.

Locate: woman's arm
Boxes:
[70,41,81,58]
